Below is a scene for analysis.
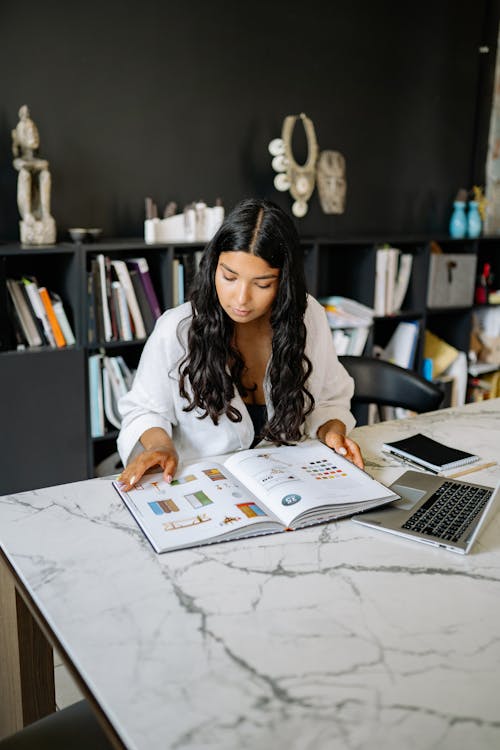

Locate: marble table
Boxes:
[1,399,500,749]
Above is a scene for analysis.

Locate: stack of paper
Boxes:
[320,296,374,356]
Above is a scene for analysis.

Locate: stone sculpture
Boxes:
[12,105,56,244]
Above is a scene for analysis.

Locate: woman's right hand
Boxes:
[118,428,178,490]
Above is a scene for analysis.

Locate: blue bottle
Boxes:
[449,201,467,238]
[467,200,482,238]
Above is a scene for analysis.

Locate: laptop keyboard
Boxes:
[402,481,492,543]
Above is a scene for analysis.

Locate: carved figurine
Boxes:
[12,105,56,244]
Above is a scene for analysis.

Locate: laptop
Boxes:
[352,470,500,554]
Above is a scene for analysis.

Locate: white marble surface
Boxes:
[1,399,500,750]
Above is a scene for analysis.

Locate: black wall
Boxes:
[1,0,498,241]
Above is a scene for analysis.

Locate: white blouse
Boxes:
[117,295,355,466]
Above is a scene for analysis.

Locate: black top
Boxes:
[246,403,268,448]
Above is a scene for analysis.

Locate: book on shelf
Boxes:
[102,366,121,429]
[374,247,413,316]
[90,354,135,436]
[177,260,185,305]
[90,259,105,342]
[21,276,56,347]
[112,440,399,553]
[19,279,49,345]
[128,268,156,335]
[105,256,120,341]
[51,292,75,345]
[6,290,29,349]
[38,287,66,347]
[172,258,180,307]
[87,272,97,344]
[88,354,105,438]
[97,254,113,342]
[111,281,133,341]
[178,252,198,299]
[383,320,419,370]
[102,354,131,430]
[392,253,413,312]
[126,258,162,320]
[110,259,147,339]
[115,355,135,389]
[6,278,43,347]
[384,247,399,315]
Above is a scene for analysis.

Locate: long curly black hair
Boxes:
[178,198,314,444]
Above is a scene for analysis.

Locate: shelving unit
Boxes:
[1,235,498,495]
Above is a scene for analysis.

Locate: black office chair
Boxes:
[339,355,444,424]
[0,700,113,750]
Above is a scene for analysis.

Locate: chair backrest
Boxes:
[339,355,444,415]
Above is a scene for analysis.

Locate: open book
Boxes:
[112,441,399,553]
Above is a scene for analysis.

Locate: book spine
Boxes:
[129,269,156,335]
[97,254,113,342]
[91,259,105,342]
[172,258,180,307]
[22,278,56,346]
[102,367,121,429]
[127,258,162,319]
[374,250,388,316]
[87,271,97,345]
[18,280,48,345]
[178,260,185,305]
[385,248,400,315]
[392,253,413,312]
[111,281,133,341]
[6,284,29,348]
[7,279,43,347]
[52,297,76,345]
[180,252,197,300]
[115,355,134,389]
[105,256,119,341]
[88,353,105,438]
[38,287,66,347]
[111,261,147,339]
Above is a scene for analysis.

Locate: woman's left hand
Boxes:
[318,421,364,469]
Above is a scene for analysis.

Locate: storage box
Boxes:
[426,254,477,308]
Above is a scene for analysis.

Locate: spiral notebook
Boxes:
[382,433,479,474]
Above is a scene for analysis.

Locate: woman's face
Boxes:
[215,251,280,325]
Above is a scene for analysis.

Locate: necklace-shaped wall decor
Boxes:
[269,112,319,217]
[269,112,347,218]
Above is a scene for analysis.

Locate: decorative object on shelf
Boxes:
[144,197,224,244]
[269,112,319,218]
[11,105,56,245]
[269,112,346,218]
[467,200,482,238]
[316,150,347,214]
[472,185,488,222]
[448,189,468,238]
[68,227,103,243]
[474,262,493,304]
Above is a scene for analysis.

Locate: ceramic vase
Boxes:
[449,201,467,238]
[467,200,482,238]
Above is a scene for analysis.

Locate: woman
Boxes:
[117,198,362,489]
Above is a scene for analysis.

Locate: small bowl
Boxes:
[86,228,103,241]
[68,227,87,243]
